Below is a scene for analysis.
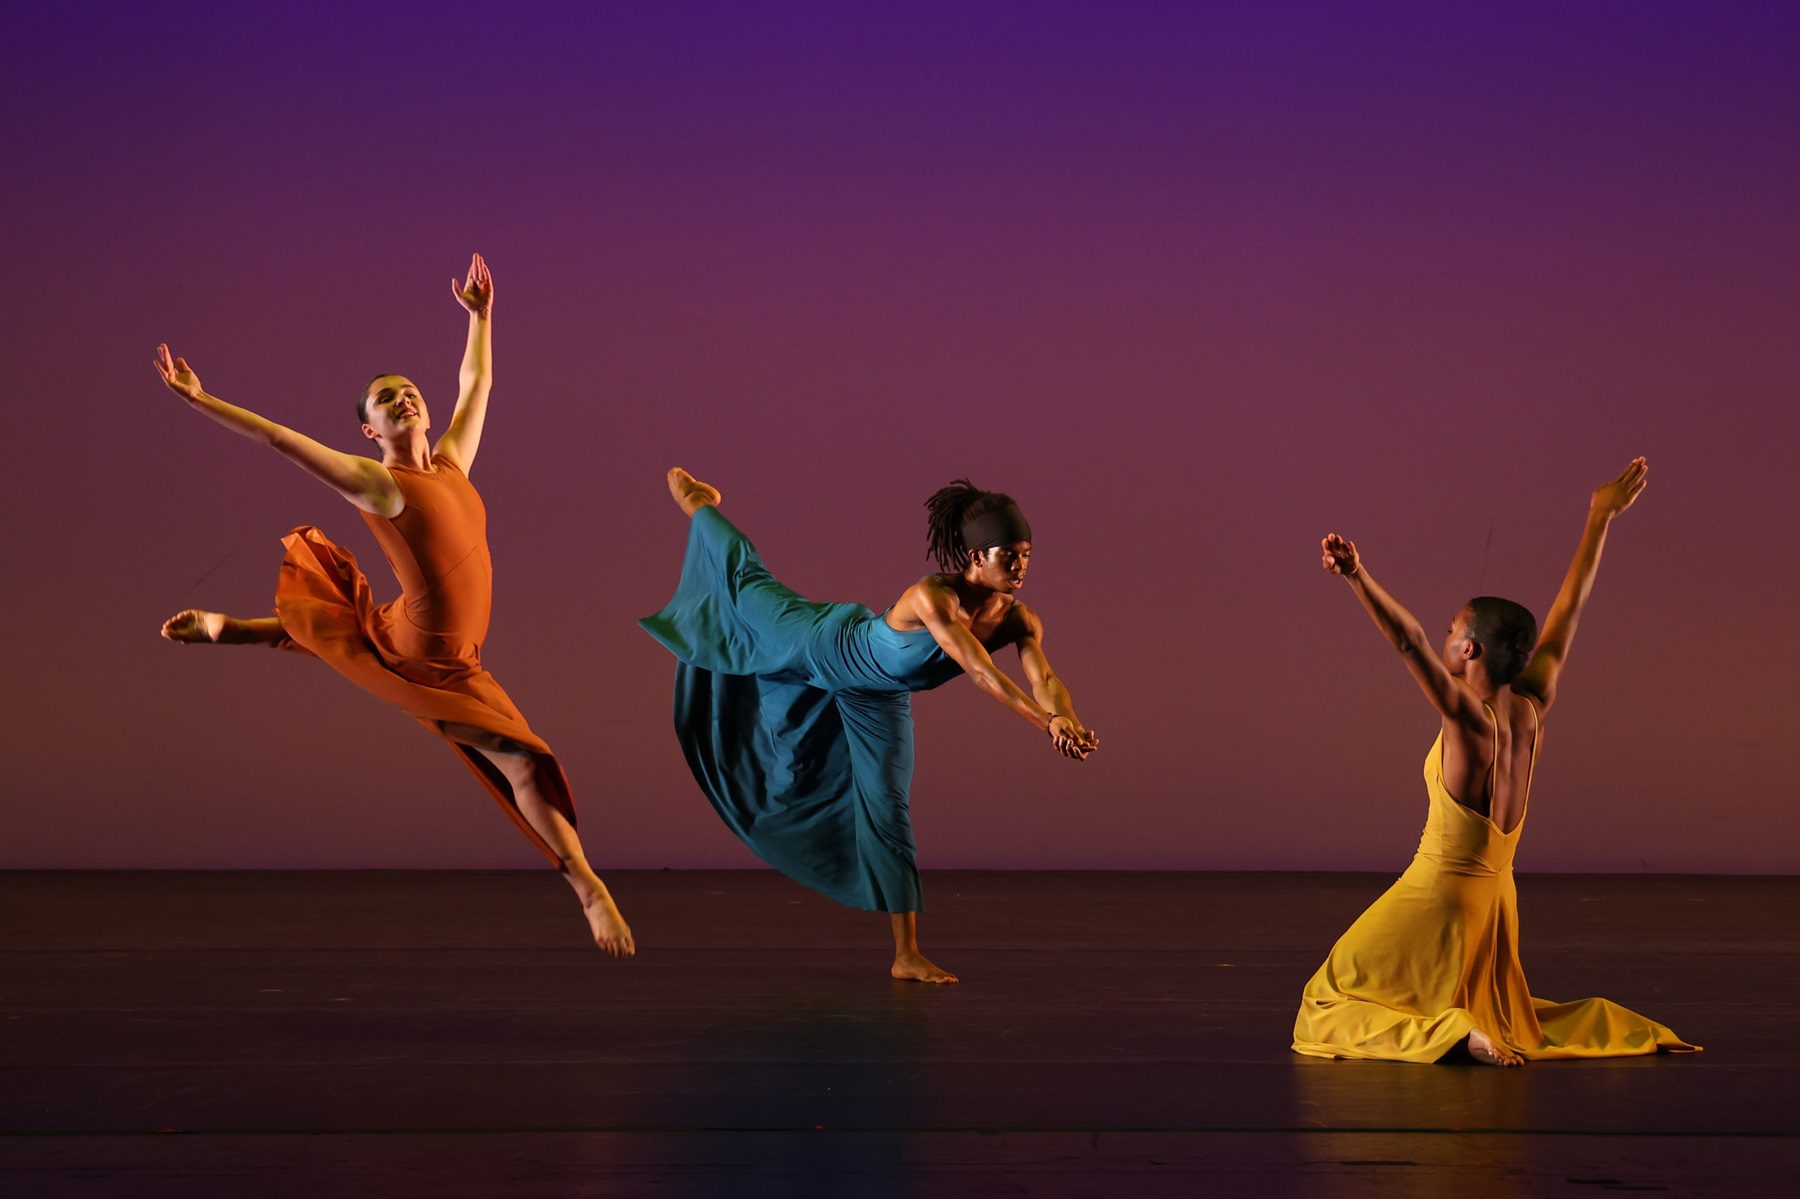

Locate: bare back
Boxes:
[1439,690,1541,834]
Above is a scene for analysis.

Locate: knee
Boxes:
[491,752,540,794]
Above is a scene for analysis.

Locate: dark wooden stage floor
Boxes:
[3,870,1794,1196]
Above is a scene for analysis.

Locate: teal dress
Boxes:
[641,508,969,912]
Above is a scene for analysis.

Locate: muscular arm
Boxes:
[434,253,493,473]
[1322,534,1482,724]
[153,344,401,515]
[904,581,1094,757]
[1510,457,1649,715]
[1012,604,1098,758]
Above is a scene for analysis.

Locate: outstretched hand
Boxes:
[451,252,494,317]
[153,343,203,402]
[1050,715,1099,761]
[1321,533,1360,577]
[1590,456,1648,519]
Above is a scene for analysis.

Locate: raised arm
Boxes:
[432,252,493,473]
[905,581,1096,759]
[1510,457,1648,715]
[153,345,401,515]
[1322,534,1483,723]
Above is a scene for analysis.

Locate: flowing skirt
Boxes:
[642,509,925,912]
[1292,859,1699,1062]
[273,526,577,865]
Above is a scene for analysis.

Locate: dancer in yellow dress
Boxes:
[1292,457,1696,1065]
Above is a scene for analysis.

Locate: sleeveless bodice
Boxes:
[272,452,573,869]
[359,456,491,638]
[805,611,968,693]
[640,508,971,696]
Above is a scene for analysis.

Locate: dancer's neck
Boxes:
[378,432,433,472]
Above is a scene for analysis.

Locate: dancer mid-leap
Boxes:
[642,470,1098,983]
[155,254,633,956]
[1292,457,1695,1063]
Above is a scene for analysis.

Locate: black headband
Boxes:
[962,499,1032,554]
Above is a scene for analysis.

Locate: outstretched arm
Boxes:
[906,582,1096,758]
[1011,604,1099,759]
[1510,457,1649,715]
[153,344,401,516]
[1322,534,1482,723]
[433,252,493,473]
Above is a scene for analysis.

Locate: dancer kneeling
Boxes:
[1292,457,1695,1063]
[642,470,1098,983]
[155,254,633,956]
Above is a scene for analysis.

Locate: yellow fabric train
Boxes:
[1293,707,1698,1063]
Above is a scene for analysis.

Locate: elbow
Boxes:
[972,670,1008,698]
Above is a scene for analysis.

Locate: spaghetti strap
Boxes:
[1520,693,1541,809]
[1479,702,1500,801]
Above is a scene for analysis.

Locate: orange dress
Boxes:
[272,454,573,864]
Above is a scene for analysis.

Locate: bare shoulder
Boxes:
[1444,677,1493,731]
[889,575,954,629]
[1002,598,1044,641]
[1505,686,1547,732]
[351,458,406,518]
[1509,676,1553,720]
[431,441,470,475]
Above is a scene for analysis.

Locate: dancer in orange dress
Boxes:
[155,254,633,956]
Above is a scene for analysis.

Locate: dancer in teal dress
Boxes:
[643,469,1099,983]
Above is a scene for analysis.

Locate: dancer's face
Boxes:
[361,375,429,444]
[1442,609,1477,677]
[970,541,1031,594]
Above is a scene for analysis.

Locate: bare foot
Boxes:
[666,467,721,516]
[161,609,226,643]
[580,886,636,959]
[891,950,959,984]
[1466,1027,1523,1066]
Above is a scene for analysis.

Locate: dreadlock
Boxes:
[924,479,1017,572]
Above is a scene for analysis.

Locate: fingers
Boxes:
[1320,532,1355,573]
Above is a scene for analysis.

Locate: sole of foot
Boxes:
[161,610,224,643]
[667,467,722,516]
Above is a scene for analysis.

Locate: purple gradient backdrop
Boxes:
[5,2,1795,871]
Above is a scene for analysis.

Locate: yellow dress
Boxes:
[1292,702,1698,1062]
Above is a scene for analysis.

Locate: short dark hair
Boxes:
[357,373,399,423]
[1462,596,1538,686]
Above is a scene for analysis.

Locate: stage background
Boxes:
[5,1,1795,871]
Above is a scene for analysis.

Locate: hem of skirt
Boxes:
[439,729,572,868]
